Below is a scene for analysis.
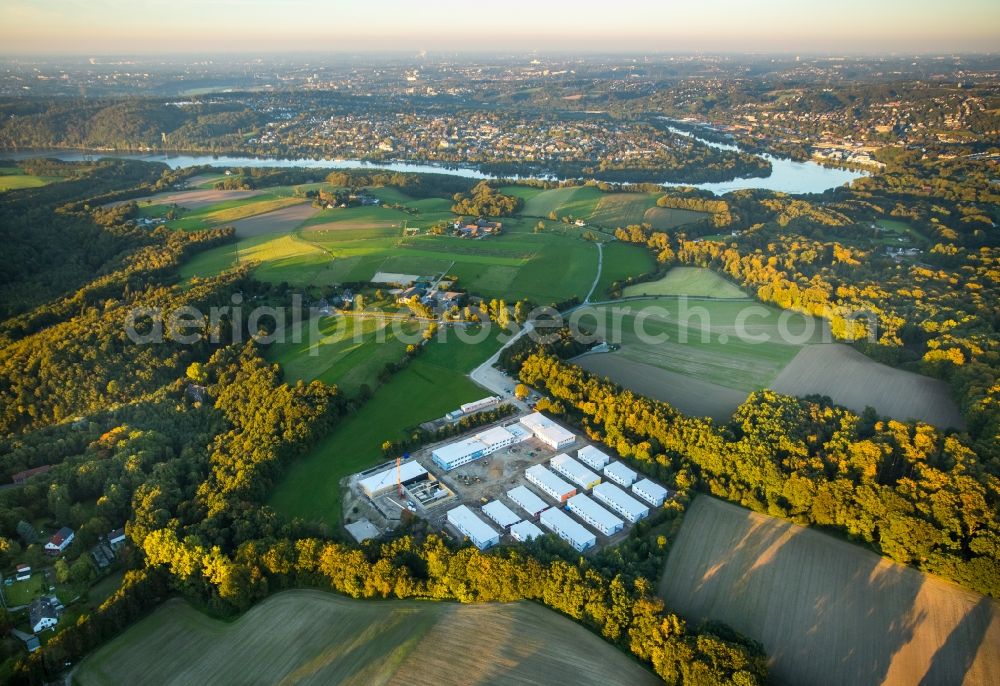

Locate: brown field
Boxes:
[125,188,264,209]
[576,353,747,422]
[229,202,321,237]
[659,496,1000,686]
[771,343,965,429]
[76,590,660,686]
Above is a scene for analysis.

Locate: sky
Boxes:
[1,0,998,55]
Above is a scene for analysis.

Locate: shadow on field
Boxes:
[660,497,925,686]
[918,596,995,686]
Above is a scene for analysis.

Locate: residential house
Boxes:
[108,527,127,550]
[29,597,62,633]
[44,527,74,556]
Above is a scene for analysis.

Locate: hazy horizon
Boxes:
[2,0,998,55]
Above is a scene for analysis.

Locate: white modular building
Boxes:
[550,453,601,491]
[632,478,670,507]
[358,461,429,499]
[461,396,501,414]
[539,507,597,552]
[603,461,638,488]
[576,445,611,471]
[482,500,520,529]
[447,505,501,550]
[525,465,577,503]
[510,520,544,543]
[593,482,649,523]
[507,485,549,518]
[431,425,522,471]
[567,494,624,536]
[519,412,576,450]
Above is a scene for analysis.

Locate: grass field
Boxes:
[771,343,965,428]
[3,575,46,607]
[622,267,747,298]
[588,193,658,227]
[266,316,425,396]
[577,297,820,392]
[592,241,657,299]
[659,496,1000,686]
[511,186,604,220]
[642,206,708,229]
[76,590,660,686]
[0,167,60,191]
[268,328,503,528]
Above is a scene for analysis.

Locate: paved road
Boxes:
[468,321,535,409]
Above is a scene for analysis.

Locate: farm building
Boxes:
[461,396,501,414]
[576,445,611,471]
[519,412,576,450]
[567,494,624,536]
[525,465,577,503]
[603,461,638,488]
[507,485,549,518]
[550,454,601,491]
[447,505,500,550]
[482,500,520,529]
[431,425,522,471]
[510,520,544,542]
[539,507,597,552]
[633,479,670,506]
[44,527,74,555]
[593,482,649,523]
[358,461,429,499]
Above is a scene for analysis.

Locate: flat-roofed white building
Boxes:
[593,482,648,523]
[510,520,544,542]
[539,507,596,552]
[519,412,576,450]
[461,396,501,414]
[550,453,601,490]
[447,505,500,550]
[482,500,520,529]
[358,461,429,499]
[431,425,522,471]
[603,461,638,488]
[567,494,624,536]
[576,445,611,471]
[507,485,549,518]
[525,465,576,503]
[632,478,670,507]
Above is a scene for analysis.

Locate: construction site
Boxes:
[343,411,673,552]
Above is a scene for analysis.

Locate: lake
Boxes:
[5,126,865,195]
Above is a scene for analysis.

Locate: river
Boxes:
[5,127,865,195]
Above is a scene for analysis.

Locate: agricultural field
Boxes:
[622,266,747,298]
[588,192,659,227]
[576,354,748,422]
[641,205,707,230]
[771,343,965,428]
[510,185,603,220]
[0,166,61,191]
[591,241,657,300]
[76,590,660,686]
[268,327,503,528]
[576,297,820,392]
[659,496,1000,686]
[266,316,425,396]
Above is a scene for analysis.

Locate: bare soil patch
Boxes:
[660,496,1000,686]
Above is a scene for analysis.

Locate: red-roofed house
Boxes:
[44,527,74,555]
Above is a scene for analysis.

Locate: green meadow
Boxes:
[268,327,503,528]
